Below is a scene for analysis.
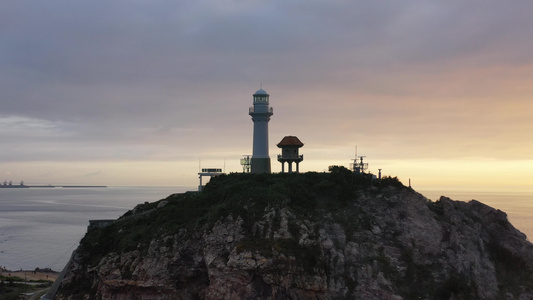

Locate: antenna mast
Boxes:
[350,146,368,174]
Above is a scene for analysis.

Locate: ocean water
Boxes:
[0,186,531,271]
[0,186,191,271]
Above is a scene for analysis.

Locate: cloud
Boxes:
[1,1,533,186]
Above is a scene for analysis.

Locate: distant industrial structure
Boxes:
[277,136,304,173]
[249,89,273,174]
[1,180,27,188]
[0,181,106,188]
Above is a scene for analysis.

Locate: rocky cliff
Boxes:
[55,168,533,299]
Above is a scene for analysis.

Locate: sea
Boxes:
[0,186,531,272]
[0,186,192,271]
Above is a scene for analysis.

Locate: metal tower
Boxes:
[249,89,273,173]
[240,155,252,173]
[350,147,368,174]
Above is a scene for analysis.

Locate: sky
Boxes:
[1,1,533,192]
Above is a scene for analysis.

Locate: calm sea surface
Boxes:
[0,186,192,271]
[0,186,531,271]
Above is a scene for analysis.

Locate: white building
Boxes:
[249,89,273,174]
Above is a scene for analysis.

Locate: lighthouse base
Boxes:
[251,157,271,174]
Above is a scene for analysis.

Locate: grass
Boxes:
[0,275,53,300]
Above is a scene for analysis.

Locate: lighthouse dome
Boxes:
[254,89,269,96]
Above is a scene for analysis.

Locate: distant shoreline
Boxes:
[0,185,107,189]
[0,267,59,281]
[60,186,108,188]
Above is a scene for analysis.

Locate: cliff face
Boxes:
[55,170,533,299]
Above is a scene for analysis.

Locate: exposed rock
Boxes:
[54,171,533,299]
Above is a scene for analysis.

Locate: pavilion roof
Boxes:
[277,136,304,147]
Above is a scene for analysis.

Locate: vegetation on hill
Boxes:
[56,167,533,299]
[0,274,53,300]
[79,168,403,266]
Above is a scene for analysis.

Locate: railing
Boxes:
[249,106,273,114]
[350,162,368,173]
[277,154,304,160]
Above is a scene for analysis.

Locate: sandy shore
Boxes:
[1,268,58,281]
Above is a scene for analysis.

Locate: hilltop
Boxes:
[54,167,533,299]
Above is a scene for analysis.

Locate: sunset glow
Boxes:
[1,1,532,193]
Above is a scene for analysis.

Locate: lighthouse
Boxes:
[249,88,273,173]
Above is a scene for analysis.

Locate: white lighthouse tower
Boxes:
[249,88,273,173]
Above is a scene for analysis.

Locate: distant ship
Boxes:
[0,180,29,188]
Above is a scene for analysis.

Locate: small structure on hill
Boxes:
[240,155,251,173]
[277,136,304,173]
[350,148,368,174]
[198,168,223,191]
